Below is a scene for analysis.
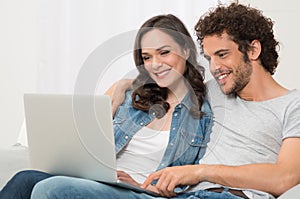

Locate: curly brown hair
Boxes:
[132,14,206,119]
[195,3,279,75]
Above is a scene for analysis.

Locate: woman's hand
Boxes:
[117,170,161,195]
[141,165,203,197]
[117,170,140,187]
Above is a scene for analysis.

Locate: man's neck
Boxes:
[237,67,288,101]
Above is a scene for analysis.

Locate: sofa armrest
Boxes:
[278,184,300,199]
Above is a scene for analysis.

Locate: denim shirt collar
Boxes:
[177,91,196,112]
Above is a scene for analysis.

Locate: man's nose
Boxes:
[210,58,222,72]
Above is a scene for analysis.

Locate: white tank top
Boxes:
[116,127,169,183]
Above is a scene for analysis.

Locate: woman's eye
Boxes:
[161,50,170,55]
[204,55,211,62]
[142,56,150,61]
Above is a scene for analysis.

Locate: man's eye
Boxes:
[219,53,227,58]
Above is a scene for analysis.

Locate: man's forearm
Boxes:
[117,79,133,91]
[200,163,297,197]
[105,79,133,116]
[142,159,298,197]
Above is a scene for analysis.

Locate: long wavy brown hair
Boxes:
[132,14,206,119]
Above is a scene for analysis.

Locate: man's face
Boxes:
[202,32,252,95]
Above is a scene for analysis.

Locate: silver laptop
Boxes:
[24,94,159,196]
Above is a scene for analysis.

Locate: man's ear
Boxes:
[248,40,261,61]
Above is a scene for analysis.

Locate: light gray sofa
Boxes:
[0,145,299,198]
[0,145,29,189]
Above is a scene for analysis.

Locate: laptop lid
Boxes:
[24,93,160,197]
[24,94,117,182]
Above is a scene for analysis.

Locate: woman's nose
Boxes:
[151,56,162,70]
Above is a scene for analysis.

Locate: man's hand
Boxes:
[141,165,202,197]
[104,79,133,115]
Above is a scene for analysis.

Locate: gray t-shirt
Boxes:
[189,80,300,199]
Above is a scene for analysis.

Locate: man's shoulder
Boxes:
[206,79,217,89]
[289,89,300,97]
[279,89,300,104]
[206,79,224,95]
[285,89,300,107]
[205,79,227,102]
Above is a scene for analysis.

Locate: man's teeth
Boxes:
[218,74,228,80]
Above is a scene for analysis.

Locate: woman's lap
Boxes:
[31,176,163,199]
[0,170,244,199]
[31,176,244,199]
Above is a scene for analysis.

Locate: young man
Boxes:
[140,3,300,199]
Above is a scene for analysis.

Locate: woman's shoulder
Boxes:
[121,89,134,106]
[201,99,213,116]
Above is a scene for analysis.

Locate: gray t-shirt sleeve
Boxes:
[282,91,300,139]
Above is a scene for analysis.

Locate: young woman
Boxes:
[0,14,212,199]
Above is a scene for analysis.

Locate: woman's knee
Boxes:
[32,176,104,198]
[31,176,147,199]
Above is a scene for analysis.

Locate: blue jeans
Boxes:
[0,170,53,199]
[31,176,244,199]
[0,170,244,199]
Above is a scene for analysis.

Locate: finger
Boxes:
[156,172,173,197]
[167,179,178,194]
[141,171,161,188]
[112,104,117,116]
[117,170,127,177]
[146,185,160,194]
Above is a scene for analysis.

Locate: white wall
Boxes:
[0,0,38,147]
[0,0,299,147]
[240,0,300,90]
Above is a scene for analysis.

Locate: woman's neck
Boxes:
[167,79,188,103]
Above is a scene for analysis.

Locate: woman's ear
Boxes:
[248,40,261,61]
[184,48,190,60]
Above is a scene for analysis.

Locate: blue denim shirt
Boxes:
[113,90,213,172]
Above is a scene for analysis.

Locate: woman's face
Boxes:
[140,29,188,89]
